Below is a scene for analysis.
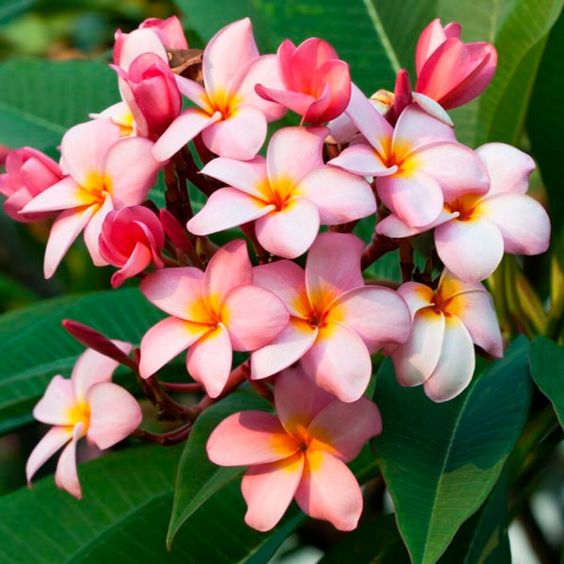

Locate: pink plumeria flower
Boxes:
[99,205,165,288]
[377,143,551,282]
[256,37,351,124]
[188,127,376,258]
[153,18,286,162]
[91,102,137,137]
[26,343,142,499]
[207,366,382,531]
[0,147,62,222]
[21,119,160,278]
[414,19,497,111]
[330,100,489,228]
[139,240,289,397]
[251,232,411,402]
[391,270,502,402]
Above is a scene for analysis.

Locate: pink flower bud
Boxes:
[114,53,182,141]
[139,16,188,50]
[0,147,63,222]
[415,19,497,109]
[99,206,165,288]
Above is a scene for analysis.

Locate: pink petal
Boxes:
[118,28,167,71]
[187,187,272,236]
[26,426,72,485]
[186,325,232,398]
[251,320,318,379]
[255,84,316,117]
[392,308,445,387]
[55,423,84,499]
[415,19,451,75]
[329,143,396,177]
[393,105,455,151]
[435,217,504,282]
[111,242,153,288]
[44,206,96,279]
[105,137,160,207]
[478,194,550,255]
[305,232,364,310]
[308,398,382,462]
[153,109,221,162]
[376,208,458,238]
[201,105,267,161]
[411,92,454,126]
[204,239,253,303]
[331,286,411,351]
[87,382,142,449]
[242,454,304,532]
[476,143,535,195]
[424,315,475,402]
[200,156,268,199]
[300,166,376,224]
[274,365,335,436]
[376,170,443,227]
[295,450,363,531]
[301,323,372,402]
[207,411,298,466]
[140,266,205,320]
[32,376,75,426]
[20,177,88,214]
[175,76,211,111]
[139,317,209,378]
[83,195,113,267]
[255,198,320,259]
[413,141,489,201]
[397,281,435,315]
[224,285,289,351]
[266,126,326,186]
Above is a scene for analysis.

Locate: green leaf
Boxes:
[167,389,272,547]
[373,338,531,564]
[0,0,37,24]
[0,288,164,435]
[530,337,564,427]
[0,58,118,150]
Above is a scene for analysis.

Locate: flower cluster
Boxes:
[4,14,550,530]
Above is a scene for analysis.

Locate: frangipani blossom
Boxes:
[392,270,502,402]
[256,37,351,123]
[377,143,551,282]
[330,101,489,227]
[139,240,289,397]
[21,119,160,278]
[251,232,411,402]
[188,127,375,258]
[207,367,382,531]
[26,343,142,498]
[153,18,286,162]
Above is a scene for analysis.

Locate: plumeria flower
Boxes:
[256,37,351,123]
[391,270,502,402]
[207,367,382,531]
[139,240,289,397]
[21,119,160,278]
[377,143,551,281]
[26,343,142,499]
[0,147,62,222]
[188,127,376,258]
[330,101,489,228]
[99,205,165,288]
[91,102,137,137]
[251,232,411,402]
[153,18,286,162]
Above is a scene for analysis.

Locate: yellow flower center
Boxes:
[67,401,91,431]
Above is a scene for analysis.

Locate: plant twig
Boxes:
[361,234,398,270]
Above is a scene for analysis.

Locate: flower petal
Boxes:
[255,85,316,117]
[174,76,210,111]
[393,105,455,151]
[411,92,454,126]
[329,143,396,177]
[397,281,435,314]
[26,426,72,485]
[32,376,75,426]
[111,242,153,288]
[21,177,88,214]
[200,156,268,199]
[83,194,113,267]
[376,208,458,238]
[55,423,83,499]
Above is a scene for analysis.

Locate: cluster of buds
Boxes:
[2,15,550,531]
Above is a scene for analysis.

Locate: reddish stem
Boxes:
[361,234,398,270]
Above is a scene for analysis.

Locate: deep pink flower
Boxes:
[251,232,411,402]
[256,38,351,123]
[139,240,289,397]
[21,119,160,278]
[0,147,62,222]
[207,367,382,531]
[99,206,165,288]
[153,18,286,162]
[26,343,142,498]
[377,143,551,282]
[188,127,375,258]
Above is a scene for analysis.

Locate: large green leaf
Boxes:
[373,338,531,564]
[0,288,164,435]
[530,337,564,427]
[0,58,118,150]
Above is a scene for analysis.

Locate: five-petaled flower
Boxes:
[207,367,382,531]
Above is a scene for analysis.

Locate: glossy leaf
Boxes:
[373,338,531,564]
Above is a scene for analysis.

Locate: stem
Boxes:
[399,241,414,282]
[134,421,193,446]
[361,234,398,270]
[160,382,203,393]
[179,147,223,197]
[241,223,270,264]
